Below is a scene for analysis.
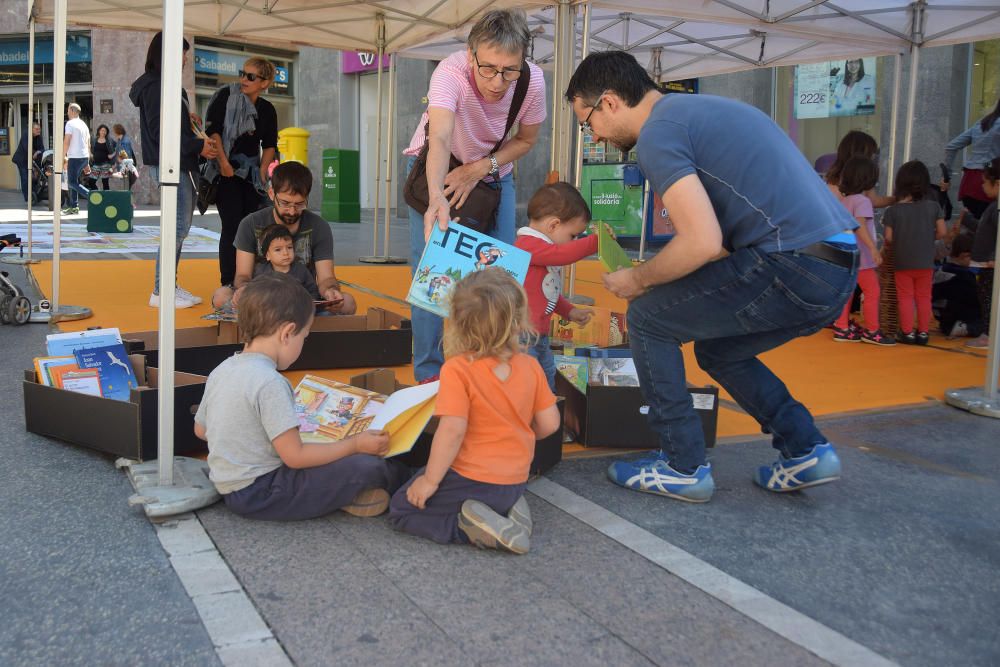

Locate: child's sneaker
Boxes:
[342,488,390,517]
[606,451,715,503]
[897,330,917,345]
[861,328,895,346]
[832,325,861,342]
[916,331,930,346]
[458,500,530,554]
[508,496,532,535]
[965,334,990,349]
[754,442,841,492]
[948,320,969,338]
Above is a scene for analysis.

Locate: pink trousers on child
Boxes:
[835,267,880,330]
[895,268,934,334]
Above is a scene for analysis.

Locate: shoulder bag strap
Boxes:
[491,60,531,156]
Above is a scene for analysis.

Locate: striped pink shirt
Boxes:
[404,51,547,179]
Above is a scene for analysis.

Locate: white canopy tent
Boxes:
[29,0,1000,512]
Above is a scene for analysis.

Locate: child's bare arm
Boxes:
[272,427,389,469]
[934,218,947,240]
[406,416,467,509]
[853,219,881,265]
[194,421,207,441]
[531,404,561,439]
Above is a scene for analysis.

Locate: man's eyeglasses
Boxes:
[579,92,608,133]
[275,197,307,211]
[473,52,522,81]
[239,70,263,82]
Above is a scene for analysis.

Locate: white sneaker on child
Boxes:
[149,291,197,309]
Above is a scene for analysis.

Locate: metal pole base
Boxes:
[944,387,1000,419]
[1,256,42,266]
[28,304,92,323]
[118,456,220,519]
[569,294,596,305]
[358,255,408,264]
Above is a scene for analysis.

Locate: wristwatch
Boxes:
[487,153,500,177]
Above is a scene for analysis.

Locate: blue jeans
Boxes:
[627,244,857,473]
[66,157,90,208]
[150,166,196,294]
[525,334,556,392]
[406,155,517,381]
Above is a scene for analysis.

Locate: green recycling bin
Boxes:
[320,148,360,223]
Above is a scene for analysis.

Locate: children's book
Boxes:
[49,362,83,389]
[293,375,386,445]
[551,307,628,347]
[598,221,632,272]
[58,369,103,397]
[407,221,531,317]
[73,343,140,401]
[33,355,78,386]
[368,381,439,457]
[554,355,588,394]
[46,328,123,357]
[588,356,640,387]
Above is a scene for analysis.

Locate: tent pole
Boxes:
[568,2,591,301]
[902,44,919,162]
[26,11,35,260]
[887,52,902,196]
[548,3,561,176]
[372,16,386,256]
[374,52,405,264]
[51,0,65,311]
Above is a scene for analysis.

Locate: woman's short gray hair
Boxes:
[467,9,530,57]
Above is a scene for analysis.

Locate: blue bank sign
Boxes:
[194,48,243,76]
[0,35,91,65]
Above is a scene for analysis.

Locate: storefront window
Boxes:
[0,33,92,86]
[969,40,1000,124]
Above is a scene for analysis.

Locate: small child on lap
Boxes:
[195,272,409,520]
[388,269,561,553]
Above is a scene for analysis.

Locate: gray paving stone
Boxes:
[216,639,291,667]
[171,550,244,599]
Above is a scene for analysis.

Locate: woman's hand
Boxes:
[443,160,490,210]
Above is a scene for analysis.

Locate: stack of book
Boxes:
[33,328,139,401]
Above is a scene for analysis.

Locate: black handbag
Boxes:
[196,162,219,215]
[403,62,530,234]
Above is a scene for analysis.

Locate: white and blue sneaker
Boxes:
[607,453,715,503]
[754,442,841,492]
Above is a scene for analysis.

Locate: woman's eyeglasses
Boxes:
[239,70,263,82]
[473,52,522,81]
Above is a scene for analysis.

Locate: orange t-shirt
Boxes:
[435,352,557,485]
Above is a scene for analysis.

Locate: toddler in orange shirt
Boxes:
[388,268,561,554]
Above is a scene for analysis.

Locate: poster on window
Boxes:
[795,58,876,119]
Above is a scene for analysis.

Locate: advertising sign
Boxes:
[342,51,391,74]
[795,57,876,119]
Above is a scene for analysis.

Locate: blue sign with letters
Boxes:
[0,35,90,65]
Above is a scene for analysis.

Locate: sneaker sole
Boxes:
[832,337,861,343]
[342,488,389,517]
[616,480,712,503]
[758,475,840,493]
[459,502,529,554]
[861,339,895,346]
[508,497,532,534]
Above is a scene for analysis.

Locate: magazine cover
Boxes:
[407,222,531,318]
[293,375,386,444]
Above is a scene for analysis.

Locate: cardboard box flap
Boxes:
[124,326,223,350]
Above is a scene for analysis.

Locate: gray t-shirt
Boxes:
[253,260,321,300]
[883,199,943,270]
[233,207,334,275]
[194,352,299,494]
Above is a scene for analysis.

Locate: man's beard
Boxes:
[276,210,302,226]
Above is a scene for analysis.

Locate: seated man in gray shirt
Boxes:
[212,161,356,314]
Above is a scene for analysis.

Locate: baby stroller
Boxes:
[30,149,48,203]
[0,274,31,325]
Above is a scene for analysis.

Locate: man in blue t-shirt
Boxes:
[566,52,859,503]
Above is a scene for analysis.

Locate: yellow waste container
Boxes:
[276,127,310,165]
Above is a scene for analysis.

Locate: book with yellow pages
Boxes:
[597,220,632,272]
[368,381,439,457]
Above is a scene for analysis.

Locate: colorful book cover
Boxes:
[293,375,386,445]
[551,307,628,347]
[73,343,139,402]
[49,362,83,389]
[369,381,439,457]
[407,222,531,317]
[46,328,123,357]
[589,357,640,387]
[59,369,103,397]
[554,355,589,395]
[598,221,632,272]
[33,355,77,386]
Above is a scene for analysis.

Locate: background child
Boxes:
[195,273,409,520]
[966,159,999,348]
[114,149,139,188]
[515,182,598,390]
[933,233,984,339]
[212,224,320,309]
[831,156,892,345]
[388,269,561,554]
[883,161,947,345]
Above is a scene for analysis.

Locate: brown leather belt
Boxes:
[795,241,857,268]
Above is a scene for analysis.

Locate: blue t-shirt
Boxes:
[636,94,857,253]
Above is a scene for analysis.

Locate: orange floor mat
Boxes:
[26,258,990,444]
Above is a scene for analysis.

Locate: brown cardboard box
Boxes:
[23,354,208,461]
[126,307,412,376]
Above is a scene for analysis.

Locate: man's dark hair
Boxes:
[237,272,314,342]
[838,156,878,197]
[260,223,294,257]
[527,182,591,223]
[893,160,931,201]
[565,51,657,107]
[271,161,312,197]
[145,31,190,74]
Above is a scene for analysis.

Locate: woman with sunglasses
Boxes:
[204,57,279,289]
[402,8,547,383]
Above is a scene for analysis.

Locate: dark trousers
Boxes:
[388,468,525,544]
[223,454,410,521]
[216,176,264,286]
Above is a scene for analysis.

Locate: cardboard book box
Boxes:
[555,351,719,449]
[23,354,207,461]
[127,307,412,377]
[350,369,565,476]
